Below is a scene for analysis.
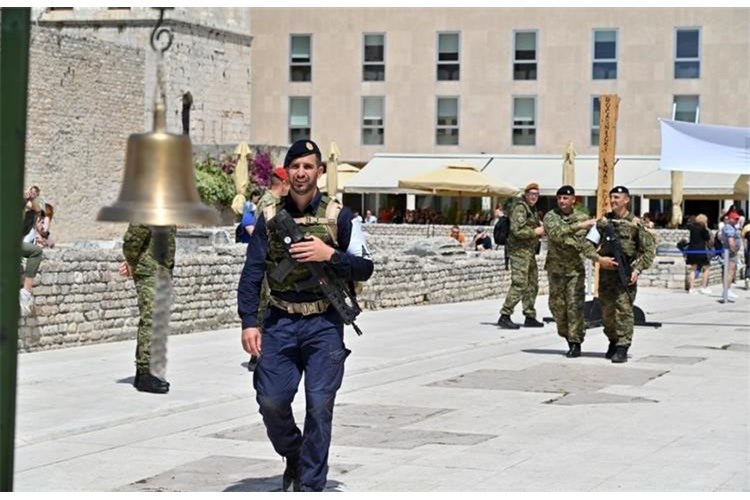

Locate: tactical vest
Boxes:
[598,212,642,259]
[263,195,342,294]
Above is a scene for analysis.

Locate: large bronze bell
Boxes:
[98,102,218,226]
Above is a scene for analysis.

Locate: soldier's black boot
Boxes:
[135,372,170,394]
[497,314,520,330]
[524,316,544,328]
[605,342,618,359]
[611,346,629,363]
[566,342,581,358]
[282,454,301,492]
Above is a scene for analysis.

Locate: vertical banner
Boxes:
[594,94,620,296]
[596,94,620,218]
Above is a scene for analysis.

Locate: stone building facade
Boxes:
[24,7,253,242]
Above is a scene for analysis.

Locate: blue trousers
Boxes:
[253,307,349,492]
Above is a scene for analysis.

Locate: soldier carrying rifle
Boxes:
[585,186,656,363]
[237,139,374,491]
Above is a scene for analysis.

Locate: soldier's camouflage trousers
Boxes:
[134,273,155,373]
[598,269,637,346]
[501,249,539,318]
[548,271,586,343]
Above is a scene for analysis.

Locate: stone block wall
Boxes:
[18,225,730,352]
[18,240,545,352]
[25,8,254,243]
[25,29,143,243]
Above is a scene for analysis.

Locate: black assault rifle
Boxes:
[267,209,364,335]
[597,216,661,328]
[602,216,632,290]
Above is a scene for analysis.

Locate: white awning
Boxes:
[346,153,745,199]
[659,119,750,175]
[482,155,600,196]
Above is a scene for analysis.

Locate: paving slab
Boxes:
[11,287,750,491]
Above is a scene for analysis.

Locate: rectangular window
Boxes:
[591,96,601,146]
[592,29,617,80]
[363,33,385,81]
[437,33,460,81]
[513,31,537,80]
[675,28,700,79]
[362,96,385,145]
[436,97,459,145]
[290,35,311,82]
[512,97,536,146]
[673,95,699,123]
[289,97,311,143]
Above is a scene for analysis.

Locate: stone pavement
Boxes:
[12,286,750,492]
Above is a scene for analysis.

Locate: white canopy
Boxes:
[345,153,745,199]
[659,119,750,175]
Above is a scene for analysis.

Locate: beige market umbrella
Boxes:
[231,142,251,215]
[562,140,576,187]
[399,163,520,224]
[398,163,519,197]
[318,163,360,193]
[326,141,341,198]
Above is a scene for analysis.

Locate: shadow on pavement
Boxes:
[224,475,344,492]
[522,348,606,359]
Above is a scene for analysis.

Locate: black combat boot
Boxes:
[497,314,520,330]
[282,454,301,492]
[135,372,170,394]
[605,342,618,359]
[524,316,544,328]
[566,342,581,358]
[611,345,629,363]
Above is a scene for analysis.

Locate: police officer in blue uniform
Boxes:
[238,139,374,492]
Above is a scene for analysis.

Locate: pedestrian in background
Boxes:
[686,214,713,295]
[120,224,176,393]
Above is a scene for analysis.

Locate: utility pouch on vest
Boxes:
[267,208,364,335]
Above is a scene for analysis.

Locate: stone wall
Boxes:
[25,29,143,244]
[25,8,254,243]
[18,226,730,352]
[18,236,546,352]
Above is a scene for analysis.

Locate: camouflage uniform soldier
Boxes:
[587,186,656,363]
[120,224,176,393]
[543,186,615,357]
[498,183,546,329]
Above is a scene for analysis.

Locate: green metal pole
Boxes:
[0,7,31,492]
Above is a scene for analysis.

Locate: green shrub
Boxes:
[194,158,236,209]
